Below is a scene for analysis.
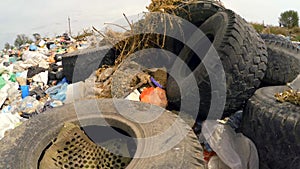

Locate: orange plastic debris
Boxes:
[140,87,168,108]
[48,52,56,63]
[203,150,216,162]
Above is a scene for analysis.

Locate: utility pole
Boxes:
[68,16,72,36]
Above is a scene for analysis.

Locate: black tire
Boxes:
[172,0,225,26]
[260,34,300,85]
[167,9,268,121]
[0,99,204,169]
[260,33,290,43]
[241,86,300,169]
[62,46,116,83]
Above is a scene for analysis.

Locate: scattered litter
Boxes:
[217,110,243,130]
[140,87,168,108]
[64,81,85,104]
[27,66,47,78]
[0,32,89,140]
[16,77,26,86]
[203,147,216,163]
[146,67,167,88]
[150,77,163,88]
[19,96,44,117]
[0,90,8,107]
[49,100,64,108]
[30,87,46,100]
[45,82,68,102]
[32,71,48,85]
[22,50,47,61]
[202,120,259,169]
[125,89,141,101]
[0,76,6,89]
[16,70,28,79]
[275,89,300,105]
[0,113,22,140]
[20,85,30,99]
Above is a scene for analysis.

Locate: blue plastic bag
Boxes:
[45,83,68,102]
[20,85,30,99]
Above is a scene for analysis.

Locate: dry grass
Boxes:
[291,27,300,34]
[95,1,193,66]
[73,29,93,41]
[147,0,193,13]
[251,23,300,41]
[251,22,265,33]
[265,27,289,36]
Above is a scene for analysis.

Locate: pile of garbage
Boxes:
[1,0,299,168]
[0,33,92,140]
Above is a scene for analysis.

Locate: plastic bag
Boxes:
[32,71,48,85]
[20,85,30,99]
[22,51,47,61]
[64,81,85,104]
[0,76,6,89]
[19,96,44,114]
[202,120,259,169]
[125,89,141,101]
[1,81,20,103]
[0,90,8,107]
[45,82,68,102]
[49,100,63,108]
[140,87,168,108]
[0,113,22,140]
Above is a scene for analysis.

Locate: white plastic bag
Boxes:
[125,89,141,101]
[64,81,85,104]
[0,113,22,140]
[202,120,259,169]
[0,90,8,107]
[32,71,48,85]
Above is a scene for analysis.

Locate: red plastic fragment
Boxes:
[140,87,168,108]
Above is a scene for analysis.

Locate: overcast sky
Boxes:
[222,0,300,25]
[0,0,299,48]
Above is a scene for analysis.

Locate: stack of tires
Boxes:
[166,7,268,121]
[169,4,300,169]
[1,1,299,169]
[260,34,300,85]
[241,34,300,169]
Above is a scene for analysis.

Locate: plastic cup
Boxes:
[20,85,29,99]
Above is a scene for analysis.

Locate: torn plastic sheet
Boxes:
[202,120,259,169]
